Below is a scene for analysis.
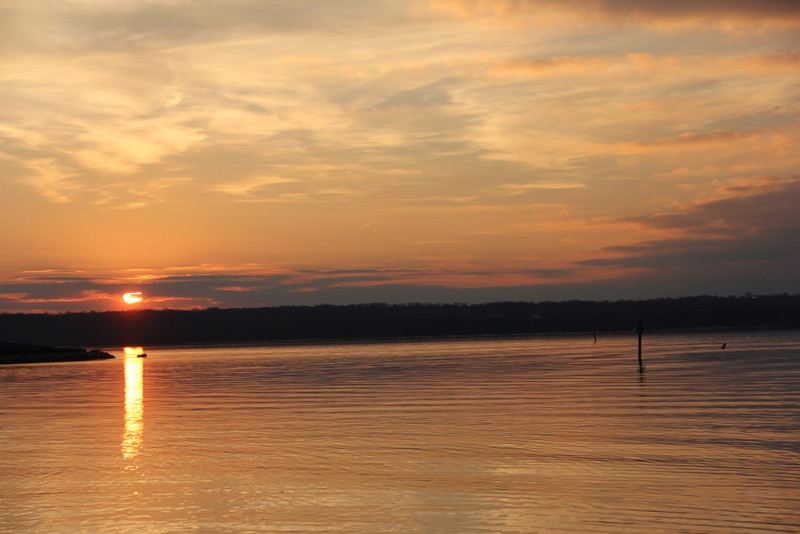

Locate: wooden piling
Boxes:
[636,320,645,372]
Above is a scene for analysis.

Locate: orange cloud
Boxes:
[491,51,799,79]
[606,124,799,154]
[633,129,759,148]
[717,175,782,194]
[214,286,256,292]
[617,178,800,236]
[490,56,616,76]
[432,0,800,29]
[495,182,586,196]
[0,293,28,301]
[740,50,800,72]
[0,290,118,304]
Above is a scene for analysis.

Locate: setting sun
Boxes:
[122,292,143,305]
[123,346,146,357]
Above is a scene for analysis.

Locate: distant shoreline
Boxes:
[1,295,798,349]
[0,342,115,365]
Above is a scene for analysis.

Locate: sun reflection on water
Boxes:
[122,348,144,465]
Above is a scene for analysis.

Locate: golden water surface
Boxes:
[1,332,798,533]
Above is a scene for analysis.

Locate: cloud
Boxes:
[214,286,255,292]
[579,178,800,271]
[0,50,207,204]
[740,50,800,72]
[491,51,800,79]
[598,124,800,178]
[523,268,573,279]
[631,178,800,235]
[20,158,80,203]
[621,129,763,150]
[1,1,427,53]
[491,55,620,77]
[211,176,299,197]
[5,0,793,209]
[496,182,586,195]
[0,261,599,313]
[67,118,206,175]
[432,0,800,28]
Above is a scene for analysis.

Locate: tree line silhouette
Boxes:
[1,294,798,348]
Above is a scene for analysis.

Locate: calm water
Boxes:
[1,331,799,533]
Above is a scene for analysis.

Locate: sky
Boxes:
[1,0,799,313]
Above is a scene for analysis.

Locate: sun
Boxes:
[123,346,146,357]
[122,292,144,305]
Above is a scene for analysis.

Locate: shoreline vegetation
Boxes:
[0,343,115,365]
[0,295,798,353]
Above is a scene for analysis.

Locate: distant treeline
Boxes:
[1,294,798,347]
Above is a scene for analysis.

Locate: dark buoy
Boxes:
[721,343,726,349]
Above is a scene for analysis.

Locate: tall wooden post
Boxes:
[636,320,645,372]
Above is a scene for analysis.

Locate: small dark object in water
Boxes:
[138,353,148,358]
[721,343,727,349]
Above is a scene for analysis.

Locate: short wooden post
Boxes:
[636,320,645,372]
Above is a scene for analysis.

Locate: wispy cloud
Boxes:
[491,51,800,79]
[432,0,800,28]
[599,125,800,180]
[578,179,800,277]
[20,158,80,203]
[211,176,299,197]
[625,178,800,235]
[496,182,587,195]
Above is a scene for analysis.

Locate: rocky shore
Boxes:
[0,342,115,364]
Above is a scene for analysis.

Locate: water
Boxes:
[1,331,799,533]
